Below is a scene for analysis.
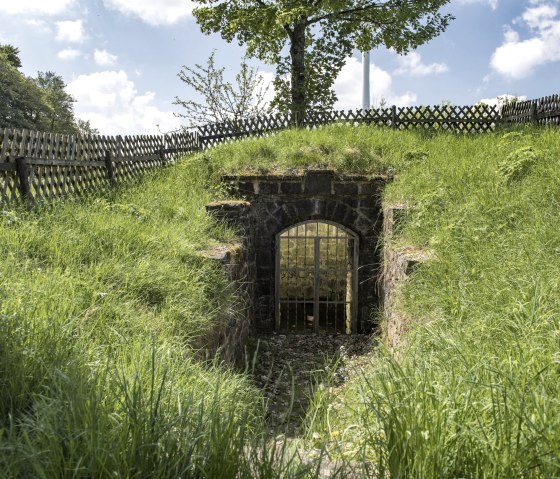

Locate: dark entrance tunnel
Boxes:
[221,170,388,334]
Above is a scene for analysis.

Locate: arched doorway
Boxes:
[275,220,358,334]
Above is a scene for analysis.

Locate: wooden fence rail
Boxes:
[0,129,198,204]
[1,94,558,206]
[501,94,560,126]
[196,104,500,148]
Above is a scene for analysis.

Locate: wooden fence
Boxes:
[501,95,560,126]
[1,94,558,206]
[198,104,500,147]
[0,129,198,204]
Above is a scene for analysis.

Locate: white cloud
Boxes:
[94,49,118,66]
[490,3,560,78]
[67,70,181,135]
[394,52,448,76]
[102,0,194,26]
[57,48,81,60]
[0,0,75,15]
[456,0,498,9]
[478,93,528,109]
[25,19,48,28]
[333,56,416,110]
[56,20,86,43]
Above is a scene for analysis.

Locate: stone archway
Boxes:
[221,170,387,334]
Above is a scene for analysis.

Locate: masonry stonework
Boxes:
[202,201,256,364]
[223,170,387,333]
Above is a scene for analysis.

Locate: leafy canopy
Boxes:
[192,0,453,115]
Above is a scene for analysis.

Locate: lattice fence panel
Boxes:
[196,105,500,148]
[501,95,560,126]
[0,127,201,206]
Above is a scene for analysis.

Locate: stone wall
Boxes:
[201,201,255,364]
[382,204,432,351]
[223,170,388,333]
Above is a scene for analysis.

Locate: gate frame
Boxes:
[274,220,359,334]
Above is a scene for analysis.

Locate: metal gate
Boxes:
[275,221,358,334]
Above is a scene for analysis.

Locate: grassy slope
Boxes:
[0,160,285,477]
[203,125,560,477]
[1,124,559,477]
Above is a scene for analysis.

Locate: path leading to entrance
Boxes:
[249,334,372,436]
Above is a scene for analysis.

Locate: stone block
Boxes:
[334,182,358,196]
[293,199,314,220]
[280,182,303,194]
[238,181,255,195]
[304,170,333,194]
[332,202,349,224]
[258,181,279,194]
[359,181,381,195]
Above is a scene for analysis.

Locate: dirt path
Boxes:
[248,334,373,437]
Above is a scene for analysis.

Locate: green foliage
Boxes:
[295,125,559,477]
[497,145,541,183]
[3,123,560,476]
[174,51,271,126]
[192,0,453,118]
[0,161,320,477]
[33,71,78,133]
[0,44,83,133]
[0,44,22,69]
[0,50,47,129]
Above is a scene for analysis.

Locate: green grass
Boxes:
[2,123,560,477]
[201,124,560,477]
[0,159,318,477]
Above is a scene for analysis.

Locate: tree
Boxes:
[0,44,22,69]
[34,71,78,133]
[192,0,453,122]
[0,50,47,129]
[173,51,270,126]
[0,44,91,134]
[76,119,100,135]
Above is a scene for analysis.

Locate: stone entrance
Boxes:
[218,170,386,334]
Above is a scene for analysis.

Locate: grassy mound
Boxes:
[203,125,560,477]
[0,160,292,477]
[1,124,559,477]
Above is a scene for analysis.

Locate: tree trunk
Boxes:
[290,22,306,126]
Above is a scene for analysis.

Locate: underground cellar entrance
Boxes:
[276,220,358,334]
[217,170,387,335]
[206,171,391,435]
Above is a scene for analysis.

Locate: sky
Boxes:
[0,0,559,135]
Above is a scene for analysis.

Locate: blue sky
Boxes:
[0,0,558,134]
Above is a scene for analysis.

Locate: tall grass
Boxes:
[201,124,560,477]
[0,158,316,477]
[302,126,560,477]
[2,123,560,477]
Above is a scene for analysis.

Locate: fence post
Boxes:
[391,105,398,129]
[104,150,115,183]
[15,156,31,201]
[531,101,538,125]
[160,135,167,166]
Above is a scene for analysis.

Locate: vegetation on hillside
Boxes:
[1,123,559,477]
[200,124,560,477]
[0,44,96,134]
[0,160,316,477]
